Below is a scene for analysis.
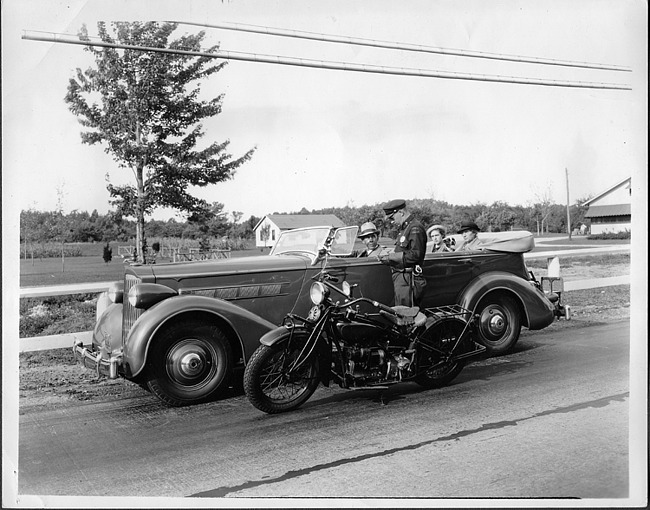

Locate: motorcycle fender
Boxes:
[259,326,300,346]
[457,271,555,330]
[258,326,331,387]
[122,295,277,378]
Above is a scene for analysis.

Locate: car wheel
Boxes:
[146,320,232,406]
[475,294,521,356]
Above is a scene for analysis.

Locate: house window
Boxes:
[591,215,631,224]
[272,230,276,241]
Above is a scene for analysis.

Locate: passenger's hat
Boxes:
[358,222,380,238]
[427,224,446,237]
[458,221,480,233]
[382,199,406,214]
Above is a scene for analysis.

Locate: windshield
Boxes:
[270,226,358,258]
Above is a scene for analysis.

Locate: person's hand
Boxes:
[377,252,390,264]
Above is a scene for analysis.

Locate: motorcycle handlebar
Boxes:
[336,296,397,316]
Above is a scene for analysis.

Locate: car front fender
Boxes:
[122,295,278,378]
[92,302,123,354]
[457,271,555,330]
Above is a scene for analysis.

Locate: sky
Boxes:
[2,0,647,225]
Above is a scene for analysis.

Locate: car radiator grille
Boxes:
[122,274,143,344]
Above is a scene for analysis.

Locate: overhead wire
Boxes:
[174,20,632,73]
[22,30,633,91]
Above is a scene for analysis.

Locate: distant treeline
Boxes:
[20,197,589,246]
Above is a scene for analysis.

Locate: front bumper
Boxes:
[72,339,123,379]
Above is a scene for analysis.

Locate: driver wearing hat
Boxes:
[378,199,427,306]
[356,222,385,258]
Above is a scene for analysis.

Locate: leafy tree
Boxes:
[65,21,255,262]
[260,224,271,249]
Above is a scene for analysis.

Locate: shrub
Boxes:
[19,294,98,337]
[587,231,630,240]
[102,243,113,263]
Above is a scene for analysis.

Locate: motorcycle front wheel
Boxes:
[414,317,466,389]
[244,340,320,414]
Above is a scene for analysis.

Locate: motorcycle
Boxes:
[243,230,487,414]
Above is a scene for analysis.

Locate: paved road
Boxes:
[15,320,639,506]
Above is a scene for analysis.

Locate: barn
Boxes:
[582,177,631,235]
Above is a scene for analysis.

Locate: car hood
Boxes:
[128,253,311,282]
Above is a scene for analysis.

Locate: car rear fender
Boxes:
[457,271,555,330]
[123,295,277,378]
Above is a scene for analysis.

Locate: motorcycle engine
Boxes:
[343,345,410,383]
[344,345,387,379]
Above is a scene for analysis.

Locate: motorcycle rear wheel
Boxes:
[244,341,320,414]
[414,317,466,389]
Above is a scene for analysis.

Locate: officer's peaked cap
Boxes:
[382,199,406,214]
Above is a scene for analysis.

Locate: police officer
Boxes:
[378,199,427,306]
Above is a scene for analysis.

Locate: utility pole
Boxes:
[566,168,572,241]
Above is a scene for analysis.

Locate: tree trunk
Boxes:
[135,120,147,264]
[136,162,146,264]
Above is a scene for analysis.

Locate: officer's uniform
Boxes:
[381,200,427,307]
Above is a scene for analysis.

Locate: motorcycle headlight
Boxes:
[310,282,329,305]
[107,282,124,304]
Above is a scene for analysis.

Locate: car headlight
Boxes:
[128,283,177,309]
[107,282,124,304]
[310,282,329,305]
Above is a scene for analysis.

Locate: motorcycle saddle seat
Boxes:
[386,306,427,327]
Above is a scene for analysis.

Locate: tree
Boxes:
[531,183,555,235]
[102,242,113,263]
[260,224,271,249]
[65,22,255,262]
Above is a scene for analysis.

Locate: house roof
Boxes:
[254,214,345,231]
[582,177,631,206]
[583,204,631,218]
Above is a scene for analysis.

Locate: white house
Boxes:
[582,176,631,235]
[253,214,345,248]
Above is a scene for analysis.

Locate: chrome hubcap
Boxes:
[480,305,509,341]
[488,314,506,335]
[180,352,204,377]
[166,339,215,386]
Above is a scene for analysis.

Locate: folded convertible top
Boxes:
[477,231,535,253]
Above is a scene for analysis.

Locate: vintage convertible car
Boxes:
[74,226,569,406]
